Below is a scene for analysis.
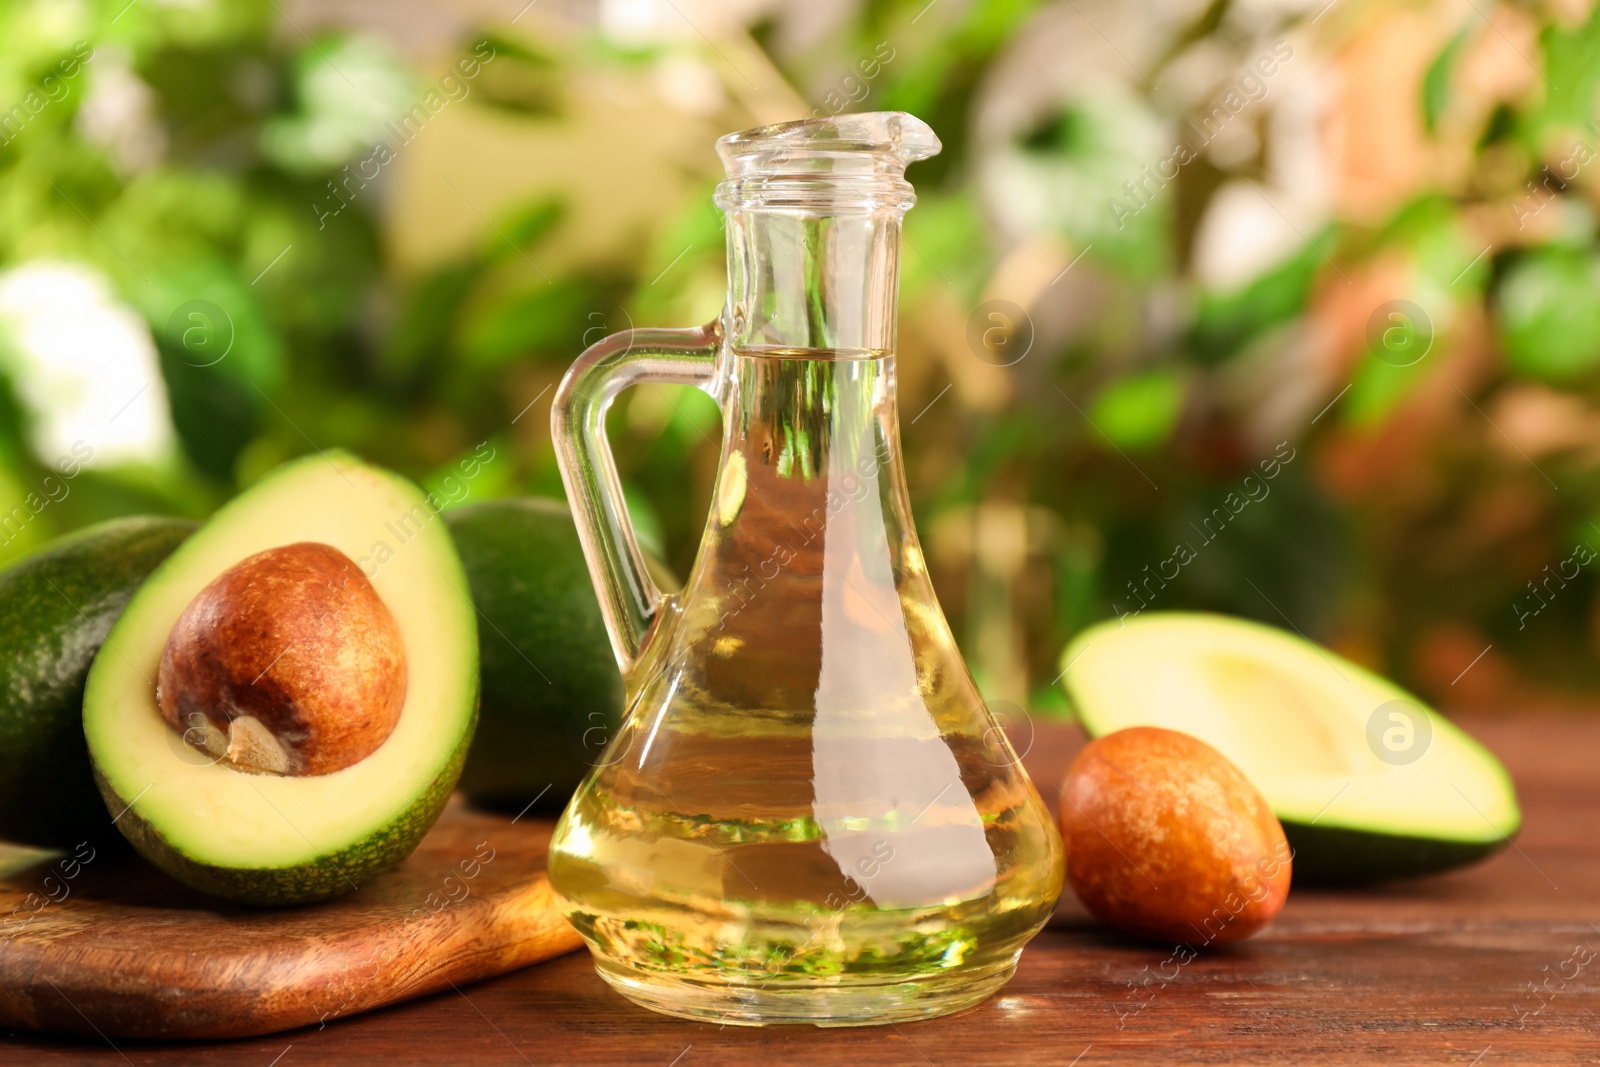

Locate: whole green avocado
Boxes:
[446,499,624,814]
[0,516,195,845]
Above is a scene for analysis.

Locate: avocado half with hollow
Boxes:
[1059,613,1520,884]
[83,453,478,905]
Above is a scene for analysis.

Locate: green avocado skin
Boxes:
[0,517,196,846]
[1283,821,1509,886]
[92,726,472,906]
[446,499,623,814]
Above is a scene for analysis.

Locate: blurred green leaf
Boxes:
[1344,349,1432,427]
[1422,28,1468,135]
[1004,91,1173,280]
[1381,195,1485,292]
[468,33,564,117]
[1536,8,1600,144]
[623,484,666,561]
[1190,234,1326,363]
[494,198,565,259]
[384,259,482,386]
[1496,247,1600,382]
[458,275,622,369]
[899,189,991,300]
[259,34,418,174]
[1089,368,1185,451]
[0,460,48,566]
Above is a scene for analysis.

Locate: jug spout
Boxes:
[716,112,939,358]
[714,112,941,193]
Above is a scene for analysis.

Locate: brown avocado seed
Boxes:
[157,542,407,776]
[1058,727,1291,946]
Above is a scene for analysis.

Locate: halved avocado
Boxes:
[83,453,478,905]
[1060,613,1520,884]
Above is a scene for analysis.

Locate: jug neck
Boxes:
[714,113,940,356]
[720,208,903,356]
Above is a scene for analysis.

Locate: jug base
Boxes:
[591,953,1020,1027]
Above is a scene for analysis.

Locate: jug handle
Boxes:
[552,320,722,676]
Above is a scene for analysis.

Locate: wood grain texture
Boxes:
[0,713,1594,1065]
[0,796,581,1040]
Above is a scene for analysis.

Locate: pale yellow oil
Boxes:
[548,351,1063,1025]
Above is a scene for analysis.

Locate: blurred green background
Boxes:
[0,0,1595,716]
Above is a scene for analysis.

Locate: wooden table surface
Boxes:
[3,713,1595,1066]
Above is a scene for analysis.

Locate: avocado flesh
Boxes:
[83,454,478,905]
[446,499,623,813]
[0,517,196,845]
[1060,613,1520,884]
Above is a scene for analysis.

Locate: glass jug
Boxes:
[548,112,1064,1027]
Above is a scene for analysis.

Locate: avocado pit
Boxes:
[157,542,406,776]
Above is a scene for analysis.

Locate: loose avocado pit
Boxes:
[157,541,406,777]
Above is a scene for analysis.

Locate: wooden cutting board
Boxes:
[0,796,582,1040]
